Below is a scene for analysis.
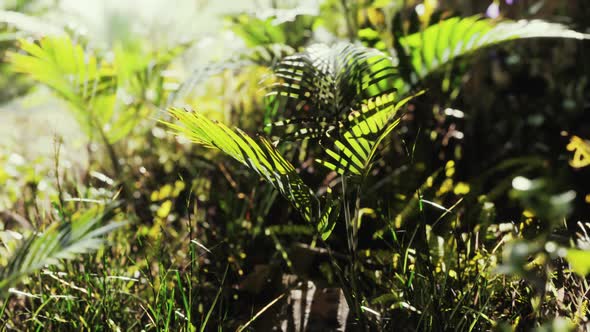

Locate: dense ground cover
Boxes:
[1,0,590,330]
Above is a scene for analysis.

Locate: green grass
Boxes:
[2,0,590,331]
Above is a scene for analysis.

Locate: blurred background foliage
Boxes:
[1,0,590,331]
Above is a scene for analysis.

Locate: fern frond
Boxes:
[265,43,403,141]
[9,36,118,139]
[265,43,424,177]
[316,92,422,177]
[9,36,185,143]
[164,108,317,222]
[316,187,340,240]
[397,16,589,84]
[0,203,125,294]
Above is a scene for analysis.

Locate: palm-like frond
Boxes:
[9,36,119,140]
[164,108,318,222]
[316,188,340,240]
[265,43,404,141]
[0,203,125,294]
[316,92,421,177]
[397,15,589,84]
[10,36,116,102]
[9,36,186,143]
[265,43,424,176]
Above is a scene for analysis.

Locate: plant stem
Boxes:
[97,126,122,177]
[341,176,367,330]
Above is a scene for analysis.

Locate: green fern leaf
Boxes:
[266,43,424,177]
[398,16,589,84]
[316,91,422,177]
[164,108,318,222]
[316,187,340,241]
[0,203,125,294]
[265,43,404,141]
[9,36,185,143]
[9,36,119,139]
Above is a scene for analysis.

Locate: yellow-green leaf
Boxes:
[567,249,590,276]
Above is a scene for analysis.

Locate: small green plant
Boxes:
[164,12,589,329]
[0,202,125,295]
[8,34,186,174]
[2,1,590,330]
